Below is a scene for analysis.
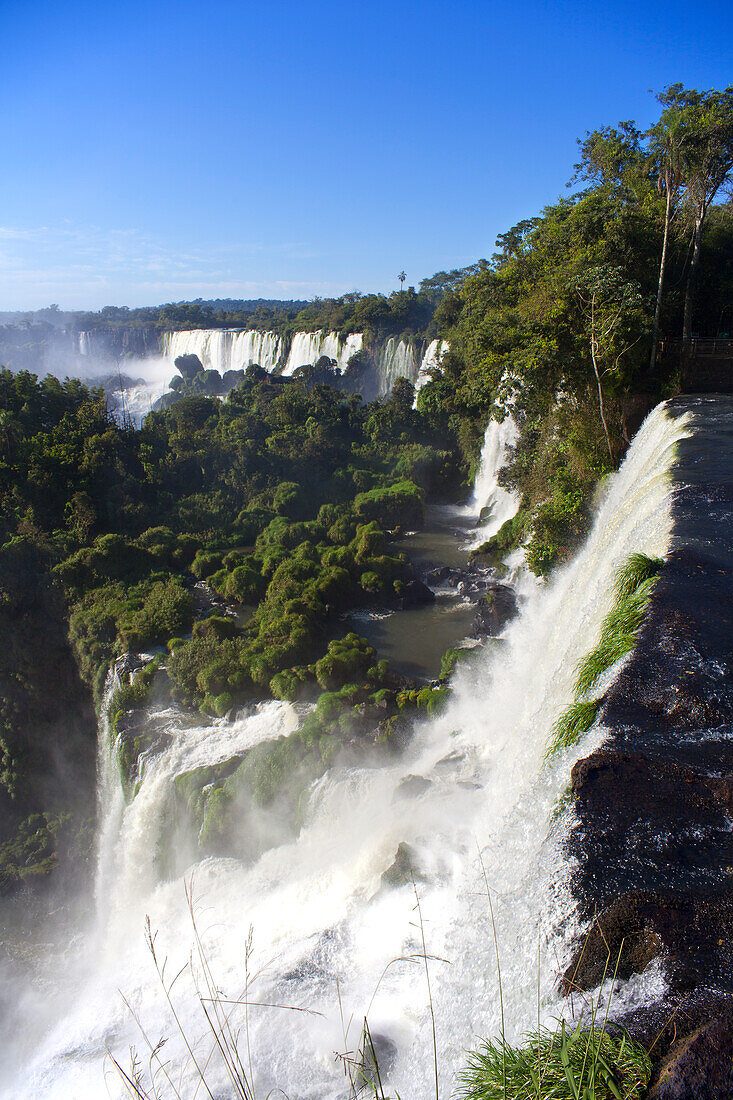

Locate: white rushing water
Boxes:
[281,331,364,376]
[1,403,690,1100]
[164,329,285,375]
[376,337,420,395]
[468,415,521,547]
[164,329,364,379]
[415,338,449,395]
[163,327,447,397]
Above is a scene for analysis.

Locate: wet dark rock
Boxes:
[472,584,518,637]
[395,578,435,609]
[357,1028,398,1086]
[563,890,733,995]
[394,774,432,799]
[646,1012,733,1099]
[567,748,733,906]
[434,749,466,769]
[381,842,425,887]
[423,564,454,586]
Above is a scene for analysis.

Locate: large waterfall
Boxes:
[0,404,690,1099]
[164,329,285,374]
[163,328,447,396]
[163,329,363,377]
[280,331,364,375]
[468,416,520,546]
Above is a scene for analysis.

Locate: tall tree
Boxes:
[664,85,733,340]
[646,93,688,370]
[573,265,646,464]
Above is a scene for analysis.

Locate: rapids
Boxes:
[0,403,690,1099]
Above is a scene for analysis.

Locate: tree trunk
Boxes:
[590,328,614,466]
[683,203,706,341]
[649,181,673,372]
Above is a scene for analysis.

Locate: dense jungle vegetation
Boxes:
[1,82,731,887]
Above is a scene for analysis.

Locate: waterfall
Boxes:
[376,337,420,395]
[468,415,520,545]
[2,403,691,1100]
[415,338,449,394]
[280,330,363,376]
[164,329,284,374]
[163,329,364,379]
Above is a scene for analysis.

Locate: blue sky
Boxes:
[1,0,731,310]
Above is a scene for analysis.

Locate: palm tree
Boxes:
[398,271,406,291]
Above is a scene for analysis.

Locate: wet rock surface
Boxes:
[565,397,733,1096]
[472,584,518,637]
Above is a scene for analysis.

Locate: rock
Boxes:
[423,565,454,586]
[396,579,436,609]
[472,584,517,637]
[647,1013,733,1099]
[381,842,425,887]
[394,774,432,799]
[356,1027,398,1088]
[434,749,466,769]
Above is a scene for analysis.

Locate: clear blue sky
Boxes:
[1,0,731,310]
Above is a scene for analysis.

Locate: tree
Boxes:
[661,84,733,340]
[574,266,646,464]
[646,94,689,369]
[398,271,406,291]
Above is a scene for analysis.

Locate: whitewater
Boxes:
[0,403,689,1099]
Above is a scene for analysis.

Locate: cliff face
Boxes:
[565,395,733,1098]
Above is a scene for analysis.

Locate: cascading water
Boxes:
[281,331,363,375]
[414,338,449,394]
[163,329,364,378]
[468,415,520,546]
[376,337,420,395]
[164,329,285,374]
[1,403,690,1100]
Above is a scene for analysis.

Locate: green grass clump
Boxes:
[612,552,663,603]
[547,552,663,757]
[549,699,601,754]
[458,1021,651,1100]
[574,574,658,699]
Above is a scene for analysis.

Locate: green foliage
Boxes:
[440,646,475,679]
[612,552,663,601]
[107,658,161,723]
[574,572,659,698]
[549,699,601,754]
[0,812,70,887]
[313,634,376,690]
[548,552,662,756]
[353,479,424,530]
[458,1021,651,1100]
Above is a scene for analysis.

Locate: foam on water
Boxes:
[1,403,690,1099]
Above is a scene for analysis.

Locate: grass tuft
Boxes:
[548,699,601,755]
[458,1021,651,1100]
[612,552,663,603]
[547,553,663,757]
